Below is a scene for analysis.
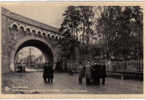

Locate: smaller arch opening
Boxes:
[32,30,36,34]
[20,26,24,32]
[51,35,54,39]
[56,36,58,40]
[26,28,30,33]
[12,24,18,31]
[43,33,46,37]
[47,34,50,37]
[38,31,41,36]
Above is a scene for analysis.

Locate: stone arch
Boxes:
[51,35,54,39]
[43,32,46,37]
[55,36,58,40]
[10,22,18,28]
[19,26,25,32]
[26,27,31,33]
[37,31,42,36]
[11,23,19,31]
[10,36,57,72]
[32,29,36,34]
[47,34,50,38]
[56,35,59,40]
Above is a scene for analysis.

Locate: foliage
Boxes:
[59,6,95,60]
[59,6,143,61]
[97,6,143,60]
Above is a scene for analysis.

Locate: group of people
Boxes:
[42,61,107,86]
[43,62,54,84]
[78,62,107,86]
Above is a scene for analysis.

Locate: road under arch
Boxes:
[10,38,55,72]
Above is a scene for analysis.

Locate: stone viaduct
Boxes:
[2,8,64,73]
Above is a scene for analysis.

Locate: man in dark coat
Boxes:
[49,66,54,84]
[100,64,107,85]
[43,63,50,83]
[79,66,86,84]
[95,64,101,85]
[43,62,53,84]
[90,64,100,85]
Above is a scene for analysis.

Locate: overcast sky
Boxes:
[5,5,67,28]
[17,47,42,59]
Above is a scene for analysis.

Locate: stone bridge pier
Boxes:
[2,8,63,73]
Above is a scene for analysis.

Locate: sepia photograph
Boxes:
[1,3,143,95]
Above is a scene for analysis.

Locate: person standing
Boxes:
[43,63,50,83]
[78,62,85,84]
[93,63,101,85]
[100,64,107,85]
[49,66,54,84]
[85,63,92,85]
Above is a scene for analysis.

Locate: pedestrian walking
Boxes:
[78,62,85,84]
[100,64,107,85]
[43,62,53,84]
[92,64,100,85]
[43,63,50,83]
[85,63,92,85]
[49,66,54,84]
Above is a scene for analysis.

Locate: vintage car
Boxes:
[85,63,106,85]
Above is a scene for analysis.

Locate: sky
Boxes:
[5,5,67,28]
[18,47,43,59]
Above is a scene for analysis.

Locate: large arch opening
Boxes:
[15,47,47,71]
[10,37,55,72]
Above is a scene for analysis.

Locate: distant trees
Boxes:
[60,6,95,42]
[96,6,143,60]
[59,6,143,61]
[59,6,95,60]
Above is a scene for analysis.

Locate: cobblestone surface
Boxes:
[2,72,143,94]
